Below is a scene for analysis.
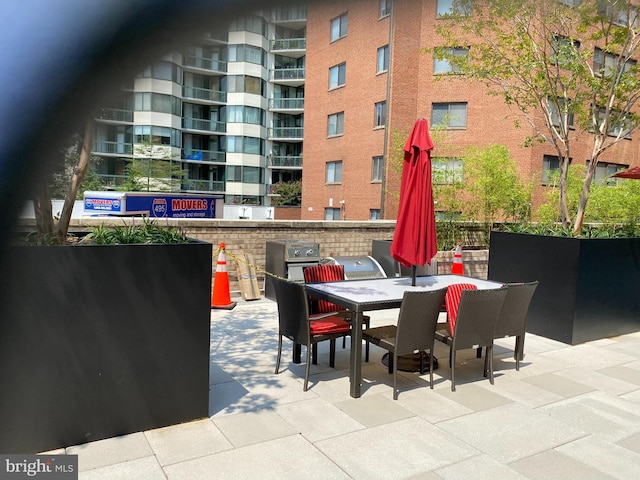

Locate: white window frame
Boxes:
[329,62,346,89]
[377,45,389,73]
[327,112,344,136]
[326,160,343,183]
[330,13,348,42]
[431,102,468,128]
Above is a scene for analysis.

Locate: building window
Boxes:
[226,75,265,95]
[228,44,266,66]
[432,157,463,185]
[330,13,348,42]
[327,112,345,136]
[225,105,265,126]
[598,1,638,27]
[433,47,468,74]
[134,125,181,147]
[377,45,389,73]
[431,102,467,128]
[548,98,575,128]
[325,208,342,220]
[227,166,264,184]
[594,47,636,77]
[551,35,580,67]
[374,101,387,127]
[329,62,346,89]
[588,160,628,186]
[372,155,384,182]
[595,107,632,137]
[326,161,343,183]
[436,0,454,16]
[379,0,392,18]
[436,0,469,16]
[223,135,264,155]
[559,0,582,6]
[370,209,381,220]
[228,15,267,35]
[134,93,181,116]
[542,154,572,185]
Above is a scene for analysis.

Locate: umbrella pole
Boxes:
[412,265,416,286]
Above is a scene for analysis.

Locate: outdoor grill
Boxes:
[325,256,387,280]
[265,240,321,300]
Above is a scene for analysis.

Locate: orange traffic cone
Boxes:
[451,240,464,275]
[211,242,237,310]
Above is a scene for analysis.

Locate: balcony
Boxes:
[268,155,303,168]
[181,179,225,193]
[270,67,305,86]
[271,5,307,24]
[97,174,128,189]
[95,108,133,123]
[93,141,133,156]
[182,149,226,163]
[270,38,306,58]
[182,118,226,133]
[183,86,226,104]
[183,55,227,73]
[269,97,304,112]
[268,127,303,141]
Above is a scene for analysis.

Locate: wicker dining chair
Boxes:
[437,287,508,391]
[303,264,371,362]
[490,281,539,371]
[272,277,351,391]
[362,288,447,399]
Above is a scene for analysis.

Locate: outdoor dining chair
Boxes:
[488,281,539,371]
[436,287,508,391]
[303,263,371,361]
[362,288,447,399]
[272,277,351,391]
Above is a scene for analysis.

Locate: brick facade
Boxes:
[300,0,640,221]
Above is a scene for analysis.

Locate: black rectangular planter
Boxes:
[488,231,640,345]
[0,240,212,453]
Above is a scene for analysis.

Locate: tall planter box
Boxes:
[488,231,640,345]
[0,240,212,453]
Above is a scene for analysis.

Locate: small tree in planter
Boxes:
[435,0,640,235]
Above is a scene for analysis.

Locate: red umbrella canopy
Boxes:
[390,118,438,268]
[612,166,640,179]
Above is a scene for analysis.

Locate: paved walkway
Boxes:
[50,296,640,479]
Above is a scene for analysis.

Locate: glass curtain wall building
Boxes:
[92,4,306,206]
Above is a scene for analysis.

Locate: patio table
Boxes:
[305,274,502,398]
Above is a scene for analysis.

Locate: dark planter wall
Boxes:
[488,231,640,345]
[0,241,212,453]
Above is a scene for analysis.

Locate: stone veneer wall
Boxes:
[26,218,489,296]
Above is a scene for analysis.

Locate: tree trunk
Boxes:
[54,121,94,239]
[558,155,571,227]
[573,145,602,235]
[32,181,54,236]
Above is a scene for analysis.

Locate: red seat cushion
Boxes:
[304,265,346,314]
[310,315,351,335]
[445,283,478,335]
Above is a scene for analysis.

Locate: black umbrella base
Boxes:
[381,352,439,372]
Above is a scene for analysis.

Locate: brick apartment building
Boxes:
[90,0,639,221]
[301,0,639,221]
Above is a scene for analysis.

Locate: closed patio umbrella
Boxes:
[612,166,640,179]
[390,118,438,286]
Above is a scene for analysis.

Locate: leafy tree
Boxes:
[120,141,184,192]
[539,163,640,228]
[463,144,533,225]
[434,0,640,234]
[270,180,302,206]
